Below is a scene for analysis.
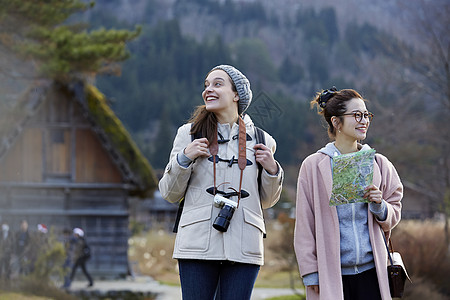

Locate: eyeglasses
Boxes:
[341,111,374,123]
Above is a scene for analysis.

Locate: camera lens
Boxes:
[213,204,235,232]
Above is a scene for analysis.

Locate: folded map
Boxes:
[330,149,376,206]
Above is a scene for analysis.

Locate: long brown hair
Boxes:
[188,105,218,142]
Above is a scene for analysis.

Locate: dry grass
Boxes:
[128,229,179,285]
[129,219,450,299]
[259,219,303,289]
[128,220,303,289]
[391,220,450,299]
[4,220,446,299]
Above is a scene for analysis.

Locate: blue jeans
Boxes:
[178,259,260,300]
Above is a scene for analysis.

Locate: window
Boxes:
[44,128,72,182]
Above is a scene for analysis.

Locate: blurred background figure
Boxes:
[37,224,48,234]
[66,228,93,289]
[0,223,13,280]
[16,220,30,275]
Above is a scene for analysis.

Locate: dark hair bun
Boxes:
[318,86,337,108]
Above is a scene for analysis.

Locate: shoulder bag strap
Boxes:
[381,228,394,266]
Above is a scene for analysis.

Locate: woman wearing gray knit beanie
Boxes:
[159,65,284,300]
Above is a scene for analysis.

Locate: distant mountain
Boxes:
[83,0,421,167]
[88,0,412,94]
[12,0,441,225]
[88,0,411,43]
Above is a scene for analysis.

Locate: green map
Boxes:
[330,149,376,206]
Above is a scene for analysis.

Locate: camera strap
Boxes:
[210,116,247,207]
[237,116,247,206]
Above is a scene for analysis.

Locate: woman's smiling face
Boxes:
[337,97,371,141]
[202,69,238,115]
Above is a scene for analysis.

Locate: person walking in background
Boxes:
[16,220,30,275]
[67,228,93,288]
[294,87,403,300]
[0,223,13,280]
[158,64,284,300]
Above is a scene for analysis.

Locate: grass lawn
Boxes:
[0,292,51,300]
[255,270,303,289]
[266,295,305,300]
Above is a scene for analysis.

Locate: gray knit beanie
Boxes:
[211,65,252,115]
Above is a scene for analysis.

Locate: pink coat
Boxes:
[294,152,403,300]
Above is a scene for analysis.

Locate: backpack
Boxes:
[172,126,266,233]
[81,239,91,259]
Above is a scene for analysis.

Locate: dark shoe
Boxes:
[87,282,93,287]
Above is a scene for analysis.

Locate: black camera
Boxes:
[213,194,238,232]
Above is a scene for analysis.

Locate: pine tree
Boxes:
[0,0,141,83]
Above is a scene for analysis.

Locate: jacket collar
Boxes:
[218,114,254,138]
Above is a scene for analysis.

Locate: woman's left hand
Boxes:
[253,144,278,175]
[364,184,383,204]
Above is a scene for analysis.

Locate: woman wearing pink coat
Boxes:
[294,87,403,300]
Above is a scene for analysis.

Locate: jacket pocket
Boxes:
[178,204,212,252]
[241,207,265,256]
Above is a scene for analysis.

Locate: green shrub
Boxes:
[129,220,146,236]
[0,228,74,300]
[26,229,66,282]
[15,277,77,300]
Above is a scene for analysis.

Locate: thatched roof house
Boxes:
[0,77,157,278]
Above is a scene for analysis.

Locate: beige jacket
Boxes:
[159,115,283,265]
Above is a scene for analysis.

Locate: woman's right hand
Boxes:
[184,138,210,160]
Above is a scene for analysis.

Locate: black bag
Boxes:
[82,240,91,259]
[388,264,407,298]
[383,232,411,298]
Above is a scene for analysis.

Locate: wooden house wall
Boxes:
[75,129,122,183]
[0,87,135,278]
[0,128,43,182]
[0,89,122,183]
